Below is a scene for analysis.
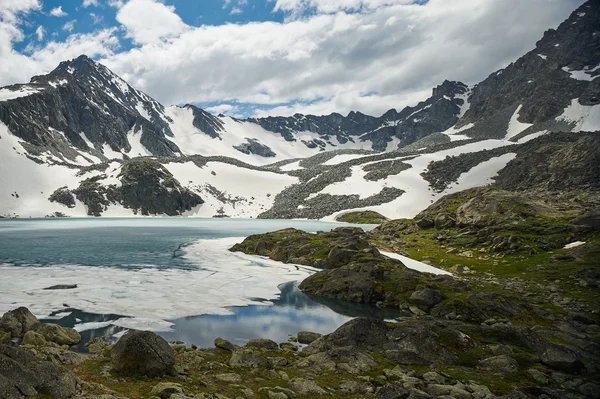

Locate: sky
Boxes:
[0,0,586,118]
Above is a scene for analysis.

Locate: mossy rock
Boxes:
[336,211,388,224]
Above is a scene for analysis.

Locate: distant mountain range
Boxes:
[0,0,598,219]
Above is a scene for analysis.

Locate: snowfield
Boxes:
[165,161,298,218]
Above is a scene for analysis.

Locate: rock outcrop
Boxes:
[111,331,176,377]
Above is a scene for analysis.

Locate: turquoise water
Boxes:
[0,218,388,347]
[0,218,363,268]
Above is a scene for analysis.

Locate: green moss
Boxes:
[336,211,388,224]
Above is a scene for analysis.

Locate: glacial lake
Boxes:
[0,218,395,347]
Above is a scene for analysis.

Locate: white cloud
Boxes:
[230,7,243,15]
[0,0,587,119]
[273,0,415,16]
[90,12,104,25]
[116,0,189,44]
[35,25,45,41]
[82,0,100,7]
[62,20,76,32]
[0,28,119,88]
[101,0,584,117]
[49,6,68,17]
[205,103,241,116]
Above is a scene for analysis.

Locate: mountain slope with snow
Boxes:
[0,0,598,219]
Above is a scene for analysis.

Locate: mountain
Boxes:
[0,0,598,219]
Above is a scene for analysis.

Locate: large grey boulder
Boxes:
[0,307,40,338]
[111,331,175,377]
[409,289,444,311]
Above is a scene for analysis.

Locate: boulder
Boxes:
[0,307,40,338]
[297,331,322,344]
[246,338,279,350]
[111,331,175,377]
[0,344,79,398]
[288,378,327,396]
[36,323,81,346]
[216,373,242,383]
[23,330,47,346]
[150,382,184,399]
[426,384,473,399]
[229,349,271,368]
[540,345,584,373]
[477,355,519,374]
[409,289,444,311]
[214,337,235,351]
[377,383,410,399]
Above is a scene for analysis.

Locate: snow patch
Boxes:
[562,65,600,81]
[380,250,451,275]
[537,54,547,60]
[557,99,600,131]
[506,105,533,139]
[564,241,585,249]
[322,154,369,166]
[280,161,304,171]
[0,87,42,102]
[102,144,124,160]
[165,161,297,218]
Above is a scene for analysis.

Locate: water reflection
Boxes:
[44,282,400,349]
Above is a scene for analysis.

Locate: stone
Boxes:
[0,344,79,399]
[23,330,47,346]
[540,345,584,373]
[36,323,81,346]
[409,289,444,311]
[422,371,445,384]
[377,383,410,399]
[527,368,548,385]
[279,342,298,351]
[267,392,288,399]
[426,384,473,399]
[214,337,235,351]
[150,382,184,399]
[477,355,519,374]
[111,331,175,377]
[288,378,327,396]
[297,331,322,344]
[0,307,40,338]
[216,373,242,383]
[246,338,279,350]
[229,349,271,368]
[43,284,78,290]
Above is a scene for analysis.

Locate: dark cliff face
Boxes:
[462,0,600,129]
[247,80,469,151]
[0,55,180,162]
